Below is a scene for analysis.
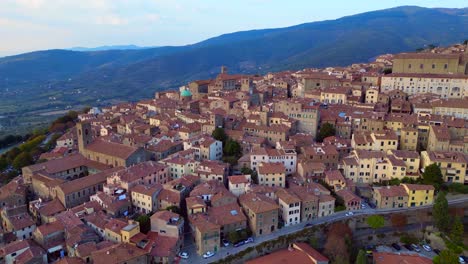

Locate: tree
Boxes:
[433,249,459,264]
[355,249,367,264]
[12,152,33,170]
[328,222,352,239]
[212,127,227,143]
[224,139,241,157]
[324,235,349,264]
[136,214,151,234]
[308,236,319,248]
[390,214,407,232]
[240,166,253,175]
[165,206,180,214]
[433,192,449,232]
[366,215,385,234]
[450,216,464,245]
[422,163,443,190]
[388,178,401,186]
[317,123,336,142]
[228,231,240,243]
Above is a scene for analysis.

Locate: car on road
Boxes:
[411,244,421,252]
[222,239,230,247]
[422,244,432,252]
[403,244,413,251]
[203,251,215,259]
[178,252,189,259]
[361,204,367,209]
[391,243,401,251]
[459,256,466,263]
[245,237,254,244]
[304,223,313,227]
[345,212,354,216]
[234,241,245,247]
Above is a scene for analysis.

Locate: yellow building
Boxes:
[392,52,468,75]
[431,98,468,119]
[257,162,286,188]
[387,150,420,175]
[104,219,134,243]
[402,184,434,207]
[420,151,467,184]
[351,130,398,151]
[340,150,407,184]
[400,127,419,151]
[131,184,162,214]
[320,87,350,104]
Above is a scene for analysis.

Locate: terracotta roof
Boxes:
[188,213,220,233]
[85,139,140,159]
[402,184,435,191]
[37,199,65,216]
[374,186,408,197]
[26,154,89,174]
[258,162,286,175]
[150,210,181,222]
[208,203,247,226]
[246,242,329,264]
[276,189,301,204]
[324,170,345,182]
[58,167,122,195]
[239,192,279,214]
[150,234,178,258]
[373,252,432,264]
[228,175,250,185]
[336,189,361,203]
[131,183,163,197]
[55,257,86,264]
[91,243,147,264]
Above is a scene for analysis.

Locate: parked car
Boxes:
[245,237,254,244]
[391,243,401,251]
[304,223,313,227]
[411,244,421,252]
[345,212,354,216]
[433,249,440,255]
[234,241,245,247]
[203,251,215,259]
[403,244,413,251]
[459,256,466,263]
[222,239,230,247]
[422,244,432,252]
[361,204,367,209]
[178,252,189,259]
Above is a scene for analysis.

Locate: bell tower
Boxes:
[77,122,93,153]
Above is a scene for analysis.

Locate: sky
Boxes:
[0,0,466,56]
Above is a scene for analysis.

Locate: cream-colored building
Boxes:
[276,189,301,227]
[131,184,162,214]
[365,88,379,104]
[340,150,407,184]
[351,130,398,151]
[421,151,467,184]
[239,193,279,237]
[381,74,467,99]
[392,52,468,75]
[257,162,286,188]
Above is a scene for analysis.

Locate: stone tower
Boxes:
[77,122,93,153]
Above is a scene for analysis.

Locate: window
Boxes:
[432,64,435,69]
[408,64,412,69]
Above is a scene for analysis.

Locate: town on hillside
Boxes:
[0,43,467,264]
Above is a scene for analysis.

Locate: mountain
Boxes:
[69,45,155,52]
[0,6,467,117]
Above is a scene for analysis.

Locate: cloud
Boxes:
[15,0,45,9]
[145,13,160,22]
[95,15,128,25]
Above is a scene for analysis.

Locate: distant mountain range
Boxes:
[68,45,155,52]
[0,6,467,118]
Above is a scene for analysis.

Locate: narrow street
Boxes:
[181,197,468,264]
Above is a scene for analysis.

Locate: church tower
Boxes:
[77,122,93,153]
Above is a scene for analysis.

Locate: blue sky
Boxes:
[0,0,466,56]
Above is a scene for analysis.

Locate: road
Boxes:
[181,196,468,264]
